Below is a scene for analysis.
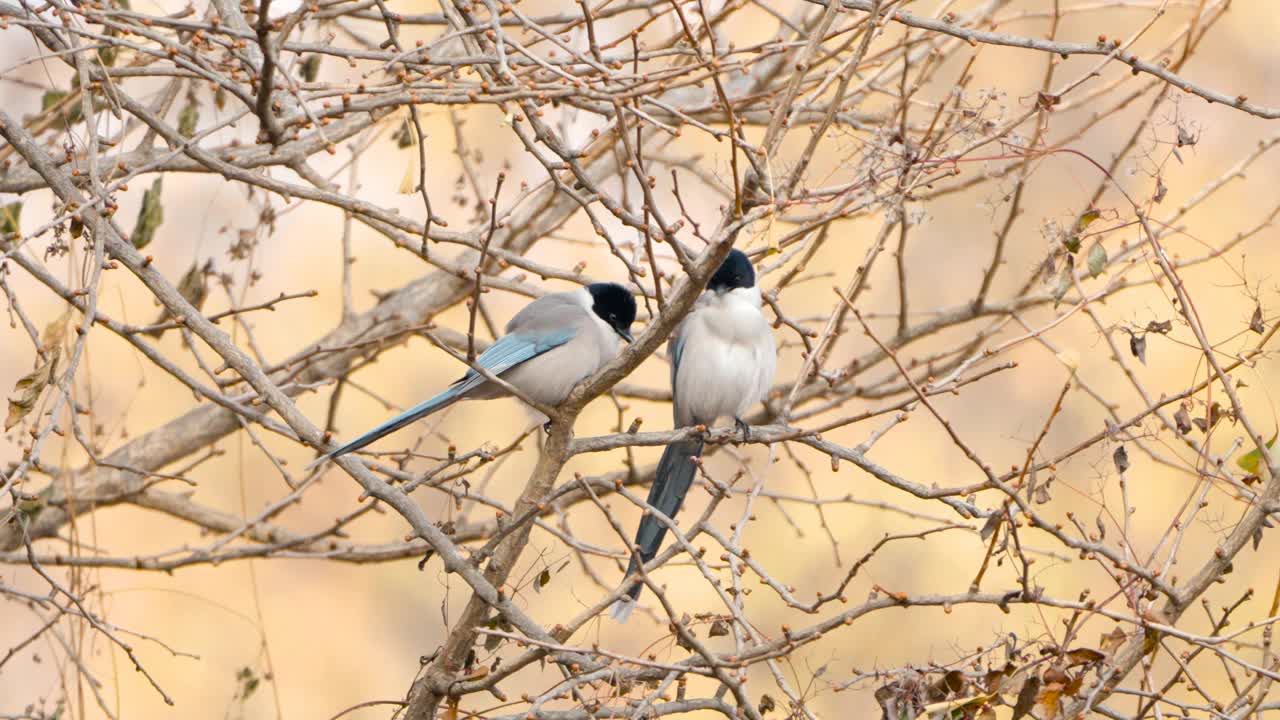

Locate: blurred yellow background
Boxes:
[2,0,1279,718]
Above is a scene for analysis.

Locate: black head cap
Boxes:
[587,282,637,343]
[708,248,755,293]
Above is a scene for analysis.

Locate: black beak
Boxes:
[616,327,634,343]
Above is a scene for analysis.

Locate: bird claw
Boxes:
[734,417,751,443]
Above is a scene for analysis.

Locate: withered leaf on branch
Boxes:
[1145,319,1173,334]
[1065,648,1105,666]
[301,54,321,82]
[708,619,730,637]
[178,103,199,138]
[0,202,21,244]
[1099,627,1127,653]
[1010,675,1040,720]
[1250,305,1265,334]
[1174,406,1192,435]
[6,346,60,431]
[1192,402,1224,433]
[1129,333,1147,365]
[1113,445,1130,474]
[1087,242,1107,278]
[132,178,165,249]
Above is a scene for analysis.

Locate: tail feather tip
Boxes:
[609,597,636,623]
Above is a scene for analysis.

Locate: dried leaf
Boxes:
[178,103,199,138]
[1146,320,1173,334]
[1176,125,1197,148]
[1010,675,1040,720]
[1174,407,1192,435]
[1065,648,1106,666]
[1113,445,1130,474]
[708,619,730,637]
[6,347,60,430]
[1192,402,1224,434]
[1129,333,1147,365]
[1037,682,1064,719]
[0,201,21,243]
[1250,305,1265,335]
[1099,627,1127,653]
[979,512,1002,541]
[1142,628,1160,656]
[394,118,415,149]
[1052,264,1071,308]
[1153,176,1167,203]
[1235,431,1276,475]
[132,178,164,249]
[1087,242,1107,278]
[757,694,776,714]
[301,54,321,82]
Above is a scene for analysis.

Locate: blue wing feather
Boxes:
[318,328,576,463]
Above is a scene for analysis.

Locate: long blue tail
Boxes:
[611,437,705,622]
[310,385,465,468]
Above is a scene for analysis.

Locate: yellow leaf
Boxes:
[1073,207,1101,234]
[5,347,59,430]
[1236,430,1277,475]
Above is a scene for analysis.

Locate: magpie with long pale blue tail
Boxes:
[309,282,636,468]
[610,249,777,622]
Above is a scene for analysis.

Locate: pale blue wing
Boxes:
[321,327,576,461]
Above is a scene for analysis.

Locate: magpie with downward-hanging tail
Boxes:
[610,249,776,622]
[310,283,636,467]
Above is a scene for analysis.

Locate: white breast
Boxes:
[673,287,776,426]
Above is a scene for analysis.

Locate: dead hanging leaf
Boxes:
[301,54,321,83]
[1146,319,1173,334]
[757,694,776,714]
[178,103,199,138]
[979,512,1003,541]
[1153,176,1167,203]
[146,260,211,338]
[1065,648,1106,666]
[1034,478,1052,504]
[214,85,227,110]
[1142,628,1161,657]
[1,202,22,243]
[132,178,164,249]
[1250,305,1265,335]
[1129,333,1147,365]
[1176,125,1197,148]
[708,619,730,637]
[1192,402,1224,433]
[1174,406,1192,435]
[1087,242,1107,278]
[1037,682,1065,719]
[1051,259,1073,308]
[1010,675,1040,720]
[1099,627,1127,654]
[6,346,60,430]
[1113,445,1130,474]
[394,118,415,149]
